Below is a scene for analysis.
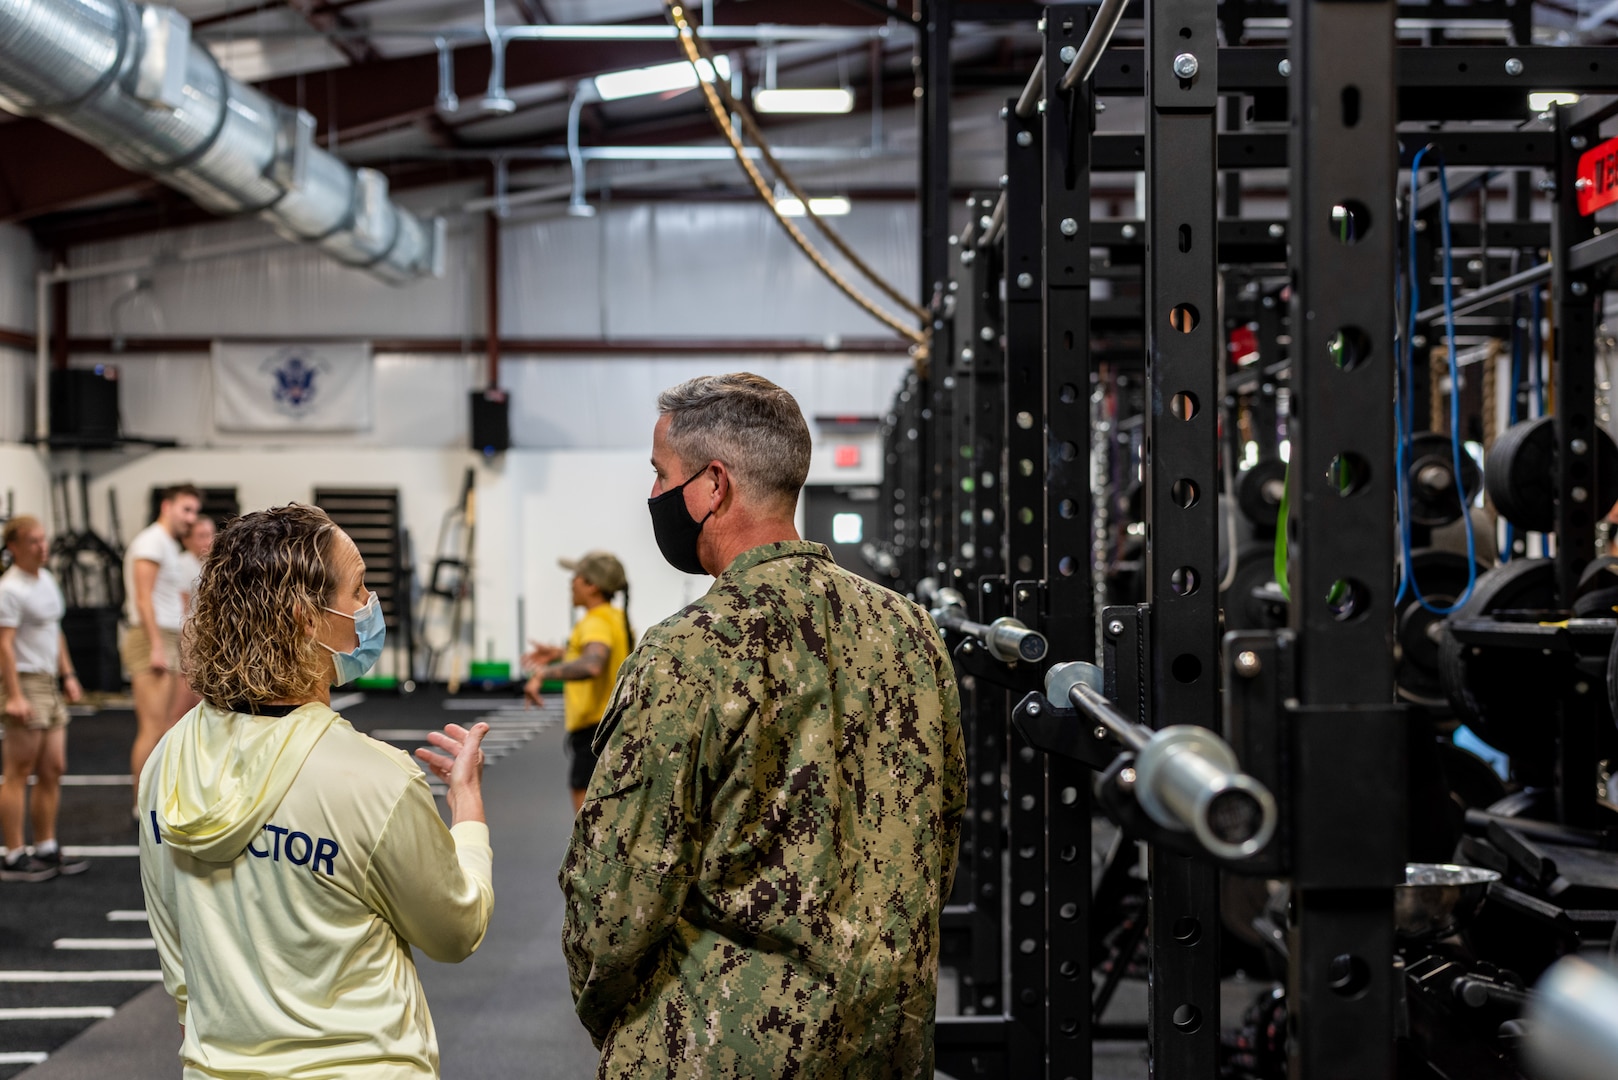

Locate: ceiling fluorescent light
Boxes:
[1528,91,1580,112]
[776,196,852,217]
[753,88,856,114]
[594,56,731,102]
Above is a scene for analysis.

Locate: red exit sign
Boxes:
[1577,135,1618,215]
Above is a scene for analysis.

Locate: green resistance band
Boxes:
[1273,454,1358,609]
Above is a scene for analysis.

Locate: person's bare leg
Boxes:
[30,727,66,845]
[571,789,586,814]
[170,674,200,725]
[1,727,42,852]
[130,668,175,803]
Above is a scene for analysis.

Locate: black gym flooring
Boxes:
[0,691,1202,1079]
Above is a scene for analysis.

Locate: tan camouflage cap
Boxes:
[559,550,627,594]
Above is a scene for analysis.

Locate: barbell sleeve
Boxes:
[930,596,1048,665]
[1527,957,1618,1080]
[1045,662,1279,861]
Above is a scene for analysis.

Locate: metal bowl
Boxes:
[1394,863,1501,941]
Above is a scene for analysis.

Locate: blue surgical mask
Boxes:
[322,591,386,685]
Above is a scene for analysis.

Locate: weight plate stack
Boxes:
[1437,558,1561,765]
[1223,541,1288,632]
[1236,459,1287,531]
[1406,432,1483,527]
[1576,555,1618,617]
[1396,549,1485,708]
[1485,416,1618,533]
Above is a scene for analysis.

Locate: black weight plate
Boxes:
[1437,558,1561,762]
[1486,417,1618,533]
[1396,549,1484,708]
[1576,586,1618,617]
[1485,418,1553,532]
[1236,459,1287,529]
[1435,740,1510,812]
[1407,432,1483,527]
[1578,554,1618,592]
[1609,622,1618,731]
[1222,541,1288,632]
[1575,555,1618,616]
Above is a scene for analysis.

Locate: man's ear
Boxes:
[708,462,733,510]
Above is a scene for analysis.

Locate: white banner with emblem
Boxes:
[212,341,374,433]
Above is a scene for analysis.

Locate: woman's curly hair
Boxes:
[182,504,341,708]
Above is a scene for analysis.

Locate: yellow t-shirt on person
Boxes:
[563,602,630,733]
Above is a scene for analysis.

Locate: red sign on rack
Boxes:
[1576,135,1618,216]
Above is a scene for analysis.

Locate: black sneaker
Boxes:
[0,854,59,883]
[35,849,89,877]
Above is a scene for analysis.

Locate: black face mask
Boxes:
[648,468,715,575]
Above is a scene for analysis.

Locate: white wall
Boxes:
[71,349,906,452]
[0,224,38,443]
[47,352,905,679]
[67,217,483,341]
[0,443,49,525]
[499,202,917,341]
[72,352,479,448]
[0,348,33,443]
[0,223,36,333]
[64,201,919,344]
[499,354,906,450]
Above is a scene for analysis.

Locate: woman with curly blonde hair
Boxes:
[138,503,494,1080]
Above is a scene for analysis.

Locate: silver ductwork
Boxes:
[0,0,443,282]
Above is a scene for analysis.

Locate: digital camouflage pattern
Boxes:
[559,541,965,1079]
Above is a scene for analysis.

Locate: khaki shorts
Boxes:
[121,626,182,678]
[3,672,69,731]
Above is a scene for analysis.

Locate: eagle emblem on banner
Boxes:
[262,348,331,418]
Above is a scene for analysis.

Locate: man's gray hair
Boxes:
[657,373,812,508]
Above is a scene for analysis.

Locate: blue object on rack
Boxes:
[1395,146,1478,614]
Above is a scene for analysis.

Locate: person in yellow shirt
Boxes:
[523,551,632,811]
[139,504,494,1079]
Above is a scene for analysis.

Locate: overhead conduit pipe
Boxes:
[0,0,443,283]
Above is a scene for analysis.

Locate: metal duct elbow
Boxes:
[0,0,442,283]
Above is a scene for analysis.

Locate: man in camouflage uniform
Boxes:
[560,372,966,1078]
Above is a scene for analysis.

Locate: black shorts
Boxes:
[566,727,600,792]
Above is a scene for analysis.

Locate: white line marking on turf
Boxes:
[63,846,139,857]
[107,910,149,922]
[54,938,157,951]
[0,1006,114,1020]
[0,971,162,982]
[0,1052,48,1065]
[0,775,132,787]
[330,692,367,711]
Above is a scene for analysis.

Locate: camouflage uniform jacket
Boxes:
[559,541,966,1079]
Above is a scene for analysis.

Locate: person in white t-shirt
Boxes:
[169,515,215,725]
[122,484,200,811]
[0,516,87,882]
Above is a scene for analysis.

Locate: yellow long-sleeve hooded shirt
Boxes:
[138,701,493,1079]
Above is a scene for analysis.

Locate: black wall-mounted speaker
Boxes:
[470,388,509,455]
[50,367,120,444]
